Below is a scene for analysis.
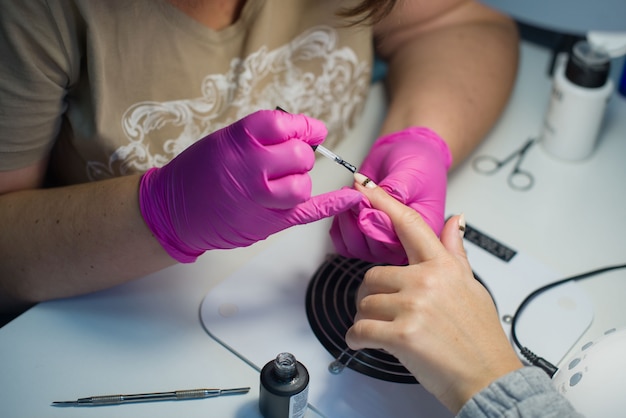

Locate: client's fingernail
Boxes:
[354,172,377,189]
[458,213,466,238]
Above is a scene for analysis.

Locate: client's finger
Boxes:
[440,214,469,262]
[353,172,443,264]
[346,318,397,351]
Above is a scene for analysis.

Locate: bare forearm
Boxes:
[0,175,175,305]
[376,4,519,167]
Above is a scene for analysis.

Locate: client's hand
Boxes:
[139,110,362,262]
[345,176,523,413]
[330,127,451,265]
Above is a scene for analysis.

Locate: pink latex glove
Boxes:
[139,110,363,263]
[330,127,452,265]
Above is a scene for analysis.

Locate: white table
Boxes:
[1,41,625,418]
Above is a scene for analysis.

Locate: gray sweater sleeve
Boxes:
[456,367,584,418]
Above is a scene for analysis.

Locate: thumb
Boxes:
[439,214,468,262]
[357,208,398,245]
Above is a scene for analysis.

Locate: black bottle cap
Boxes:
[565,41,611,88]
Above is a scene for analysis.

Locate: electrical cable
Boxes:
[510,263,626,377]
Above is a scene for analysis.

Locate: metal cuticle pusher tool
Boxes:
[52,387,250,407]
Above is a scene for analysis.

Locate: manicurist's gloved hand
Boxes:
[139,110,363,263]
[330,127,451,265]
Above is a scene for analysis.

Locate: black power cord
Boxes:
[510,263,626,377]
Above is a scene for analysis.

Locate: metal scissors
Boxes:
[472,138,536,191]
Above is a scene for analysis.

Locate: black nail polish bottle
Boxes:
[259,352,309,418]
